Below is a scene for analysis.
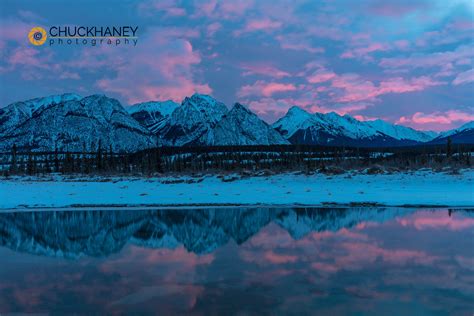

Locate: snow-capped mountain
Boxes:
[1,93,472,151]
[0,93,81,137]
[364,119,438,143]
[204,103,290,146]
[127,100,179,133]
[158,94,228,146]
[0,94,157,152]
[273,106,439,146]
[429,121,474,144]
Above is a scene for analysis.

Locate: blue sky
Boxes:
[0,0,473,130]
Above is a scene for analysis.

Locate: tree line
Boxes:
[1,138,472,176]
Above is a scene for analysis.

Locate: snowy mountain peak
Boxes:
[429,120,474,144]
[184,93,220,108]
[159,94,228,146]
[127,100,179,117]
[10,93,82,115]
[0,93,83,137]
[127,100,180,134]
[0,94,157,152]
[231,102,253,114]
[272,106,313,138]
[287,106,309,115]
[440,121,474,138]
[273,107,441,146]
[204,102,289,146]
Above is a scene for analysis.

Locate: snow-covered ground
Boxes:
[0,170,472,209]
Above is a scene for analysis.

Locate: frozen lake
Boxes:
[0,207,473,314]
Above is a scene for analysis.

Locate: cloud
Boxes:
[237,80,297,98]
[452,69,474,85]
[194,0,254,19]
[306,69,336,84]
[340,43,390,61]
[397,110,474,127]
[206,22,221,37]
[234,18,282,36]
[138,0,186,16]
[276,34,325,53]
[331,74,443,103]
[366,0,431,17]
[379,45,474,70]
[59,71,81,80]
[91,28,212,103]
[240,63,291,79]
[397,211,474,231]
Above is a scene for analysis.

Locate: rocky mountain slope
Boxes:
[127,100,179,134]
[157,94,228,146]
[273,106,440,146]
[0,94,157,152]
[428,121,474,144]
[204,103,289,146]
[1,93,472,151]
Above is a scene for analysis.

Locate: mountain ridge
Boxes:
[1,93,472,151]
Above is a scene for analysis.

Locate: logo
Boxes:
[28,27,47,46]
[27,25,139,47]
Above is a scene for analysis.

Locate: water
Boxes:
[0,207,473,315]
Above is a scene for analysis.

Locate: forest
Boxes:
[0,139,472,176]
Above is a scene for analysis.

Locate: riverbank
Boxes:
[0,169,472,209]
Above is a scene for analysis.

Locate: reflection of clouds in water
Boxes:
[110,284,204,310]
[397,210,474,230]
[233,210,474,314]
[0,208,473,314]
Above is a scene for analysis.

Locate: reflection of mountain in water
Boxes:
[0,208,447,259]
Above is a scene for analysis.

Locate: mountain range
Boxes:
[0,93,472,152]
[0,207,419,258]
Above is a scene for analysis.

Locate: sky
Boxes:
[0,0,473,131]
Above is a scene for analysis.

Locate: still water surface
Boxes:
[0,207,473,315]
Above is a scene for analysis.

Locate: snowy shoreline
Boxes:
[1,170,473,209]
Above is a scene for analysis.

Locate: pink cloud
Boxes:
[234,18,282,36]
[0,18,33,43]
[3,46,60,80]
[8,47,46,68]
[206,22,221,37]
[397,110,474,125]
[353,114,379,121]
[396,110,474,131]
[59,71,81,80]
[331,74,443,103]
[307,26,344,41]
[238,80,297,98]
[86,28,212,103]
[138,0,186,16]
[367,0,430,17]
[380,45,474,70]
[192,0,217,17]
[195,0,253,19]
[218,0,254,16]
[394,39,410,50]
[276,34,325,53]
[341,43,390,60]
[307,69,336,84]
[241,63,290,79]
[452,69,474,85]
